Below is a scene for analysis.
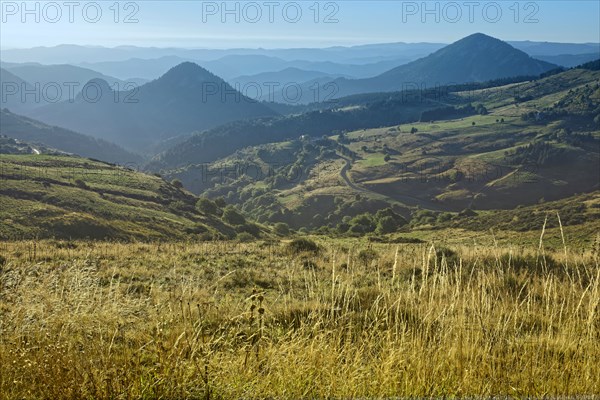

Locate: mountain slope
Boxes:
[155,67,600,229]
[1,68,35,113]
[29,62,279,152]
[147,92,459,170]
[375,33,557,84]
[0,109,141,164]
[0,135,68,155]
[151,47,566,169]
[0,154,239,240]
[1,65,144,112]
[286,33,559,103]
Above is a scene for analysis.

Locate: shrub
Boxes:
[214,197,227,208]
[184,224,208,234]
[236,223,261,237]
[169,200,189,212]
[435,247,459,267]
[458,208,477,217]
[198,231,213,241]
[302,259,318,270]
[171,179,183,188]
[337,223,350,233]
[436,213,453,223]
[196,197,219,215]
[349,224,368,234]
[287,238,319,254]
[390,236,424,244]
[349,213,376,233]
[74,179,88,189]
[376,216,397,234]
[222,206,246,225]
[496,253,560,274]
[357,248,378,266]
[274,222,290,236]
[237,232,255,242]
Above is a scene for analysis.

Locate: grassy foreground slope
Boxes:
[0,239,597,398]
[0,154,236,240]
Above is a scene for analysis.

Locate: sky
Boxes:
[1,1,599,49]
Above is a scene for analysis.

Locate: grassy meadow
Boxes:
[0,235,598,399]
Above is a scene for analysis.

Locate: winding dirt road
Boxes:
[338,157,447,212]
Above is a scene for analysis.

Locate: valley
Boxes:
[2,34,598,246]
[155,67,600,235]
[1,23,599,399]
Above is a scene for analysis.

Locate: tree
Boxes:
[384,154,391,162]
[410,127,418,134]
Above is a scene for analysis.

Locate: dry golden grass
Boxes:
[0,238,598,399]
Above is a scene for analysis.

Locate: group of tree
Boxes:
[419,103,486,122]
[337,208,407,235]
[504,141,563,167]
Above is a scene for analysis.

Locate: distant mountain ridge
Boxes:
[28,62,278,152]
[222,34,564,104]
[534,53,600,68]
[379,33,556,81]
[0,42,446,65]
[509,41,600,56]
[2,40,596,65]
[2,62,140,89]
[301,33,559,102]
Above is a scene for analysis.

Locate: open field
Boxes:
[1,237,598,399]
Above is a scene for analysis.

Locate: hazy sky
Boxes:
[1,1,599,49]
